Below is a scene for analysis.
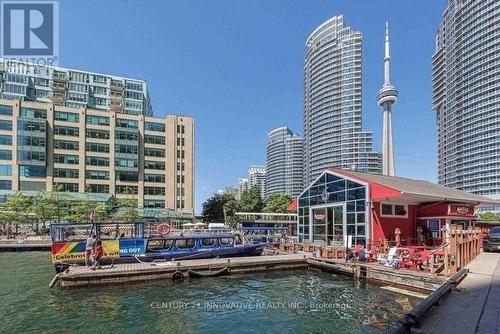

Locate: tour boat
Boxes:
[50,222,265,273]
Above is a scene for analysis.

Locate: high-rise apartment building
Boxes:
[237,178,249,199]
[0,61,194,215]
[248,165,266,198]
[266,127,304,198]
[303,15,381,185]
[0,60,152,116]
[432,0,500,205]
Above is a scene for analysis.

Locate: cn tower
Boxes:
[377,22,398,176]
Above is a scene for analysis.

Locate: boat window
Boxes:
[201,238,216,247]
[164,239,173,249]
[176,239,196,249]
[147,240,165,251]
[219,238,233,246]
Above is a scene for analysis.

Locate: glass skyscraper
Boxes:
[0,59,152,116]
[303,15,381,185]
[432,0,500,206]
[266,127,304,198]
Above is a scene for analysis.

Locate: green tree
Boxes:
[202,192,238,224]
[31,186,68,227]
[263,193,293,213]
[239,186,264,213]
[114,187,140,222]
[65,201,108,223]
[480,212,500,222]
[0,192,32,236]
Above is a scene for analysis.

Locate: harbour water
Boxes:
[1,252,420,333]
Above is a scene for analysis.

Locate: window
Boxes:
[87,184,109,193]
[145,122,165,132]
[380,203,408,217]
[144,187,165,196]
[17,136,45,147]
[54,140,79,151]
[219,238,233,246]
[115,158,138,168]
[145,161,165,170]
[54,154,79,164]
[86,156,109,166]
[0,180,12,190]
[115,172,138,182]
[116,119,138,129]
[54,126,79,137]
[18,119,45,132]
[20,107,46,119]
[20,181,45,191]
[0,165,12,176]
[54,111,79,123]
[144,148,165,157]
[144,174,165,183]
[19,166,46,177]
[0,120,12,131]
[115,185,138,194]
[86,143,109,153]
[54,168,79,179]
[86,115,109,126]
[17,151,45,162]
[144,200,165,208]
[175,239,195,249]
[144,135,165,145]
[0,135,12,145]
[86,170,109,180]
[115,131,138,141]
[115,144,138,155]
[86,129,109,139]
[55,183,79,192]
[0,105,13,116]
[201,239,216,247]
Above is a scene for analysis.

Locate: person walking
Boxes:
[85,233,96,266]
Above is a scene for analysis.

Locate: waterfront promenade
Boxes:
[418,252,500,333]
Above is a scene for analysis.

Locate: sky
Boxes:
[59,0,447,213]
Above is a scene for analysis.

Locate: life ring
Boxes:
[156,224,171,236]
[172,270,184,280]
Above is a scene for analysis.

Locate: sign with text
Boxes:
[51,240,119,263]
[119,239,145,257]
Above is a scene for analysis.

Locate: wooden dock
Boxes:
[307,258,446,291]
[58,254,311,288]
[56,252,448,291]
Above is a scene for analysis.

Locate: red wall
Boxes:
[371,202,417,242]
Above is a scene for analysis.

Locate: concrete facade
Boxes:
[0,99,194,215]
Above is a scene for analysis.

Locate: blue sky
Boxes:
[59,0,447,213]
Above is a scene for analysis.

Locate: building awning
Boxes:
[113,208,193,220]
[328,168,500,207]
[0,190,113,203]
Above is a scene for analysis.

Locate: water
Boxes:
[0,252,420,333]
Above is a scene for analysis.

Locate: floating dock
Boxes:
[56,253,447,291]
[58,254,311,288]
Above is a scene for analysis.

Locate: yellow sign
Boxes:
[51,240,119,263]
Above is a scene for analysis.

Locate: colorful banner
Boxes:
[51,240,119,263]
[119,239,145,257]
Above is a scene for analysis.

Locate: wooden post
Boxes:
[449,224,457,275]
[417,226,423,245]
[395,228,401,247]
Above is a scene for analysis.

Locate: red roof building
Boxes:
[297,168,500,247]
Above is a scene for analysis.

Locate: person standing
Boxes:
[85,233,96,266]
[92,239,103,270]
